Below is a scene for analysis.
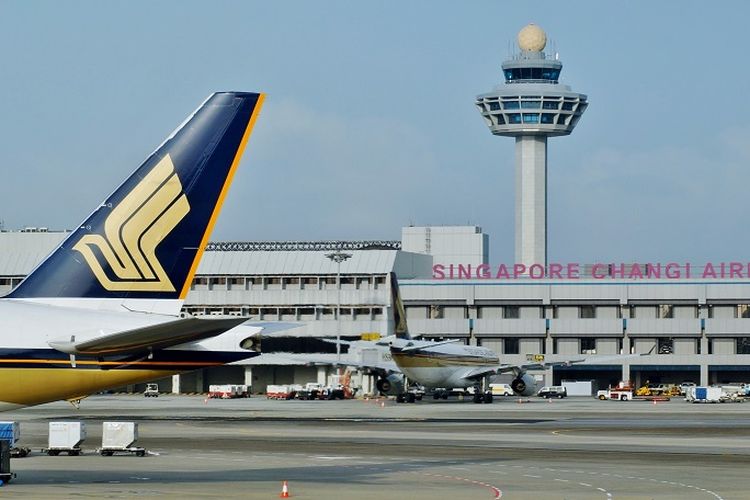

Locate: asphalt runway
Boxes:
[2,394,749,499]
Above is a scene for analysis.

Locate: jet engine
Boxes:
[376,374,404,395]
[511,373,537,396]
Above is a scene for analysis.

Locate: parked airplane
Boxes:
[382,336,653,403]
[0,92,266,411]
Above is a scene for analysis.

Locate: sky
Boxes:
[0,1,749,264]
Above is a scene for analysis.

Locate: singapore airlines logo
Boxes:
[72,154,190,292]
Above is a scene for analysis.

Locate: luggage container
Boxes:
[0,421,29,458]
[100,422,145,456]
[687,386,723,403]
[44,422,86,456]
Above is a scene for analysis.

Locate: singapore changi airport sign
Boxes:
[432,262,750,280]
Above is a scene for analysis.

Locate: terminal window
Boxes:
[579,305,596,319]
[503,306,520,319]
[580,338,596,354]
[504,338,519,354]
[737,337,750,354]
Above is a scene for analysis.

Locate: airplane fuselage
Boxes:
[390,342,499,389]
[0,299,258,410]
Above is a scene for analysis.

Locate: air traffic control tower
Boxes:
[476,24,587,268]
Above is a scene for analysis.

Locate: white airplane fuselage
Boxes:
[390,342,500,388]
[0,299,259,410]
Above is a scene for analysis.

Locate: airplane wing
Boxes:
[460,352,652,382]
[48,317,248,356]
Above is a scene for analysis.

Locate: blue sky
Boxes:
[1,1,749,264]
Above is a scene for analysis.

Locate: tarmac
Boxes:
[2,394,749,499]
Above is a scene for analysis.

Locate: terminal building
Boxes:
[2,228,750,394]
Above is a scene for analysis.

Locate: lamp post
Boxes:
[325,250,352,366]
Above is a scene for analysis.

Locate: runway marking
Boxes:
[497,463,725,500]
[414,471,502,498]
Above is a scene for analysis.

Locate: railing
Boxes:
[205,240,402,252]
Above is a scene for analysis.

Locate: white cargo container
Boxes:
[686,386,723,403]
[47,422,86,455]
[100,422,145,456]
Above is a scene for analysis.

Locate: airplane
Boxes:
[382,335,654,403]
[0,91,268,411]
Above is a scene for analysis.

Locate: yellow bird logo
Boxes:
[73,154,190,291]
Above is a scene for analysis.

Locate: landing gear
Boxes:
[432,389,449,400]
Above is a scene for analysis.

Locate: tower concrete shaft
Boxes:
[515,136,547,267]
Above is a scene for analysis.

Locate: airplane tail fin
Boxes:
[8,92,264,313]
[390,272,411,339]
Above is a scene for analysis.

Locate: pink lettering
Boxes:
[645,263,661,279]
[432,264,445,279]
[592,264,607,279]
[513,264,527,278]
[730,262,743,279]
[665,263,681,279]
[567,263,580,279]
[495,264,510,279]
[548,263,563,279]
[477,264,490,279]
[529,264,545,279]
[702,263,717,279]
[458,264,472,279]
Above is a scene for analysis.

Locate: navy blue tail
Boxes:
[9,92,264,301]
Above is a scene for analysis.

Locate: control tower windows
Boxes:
[488,101,501,111]
[561,102,575,111]
[503,100,520,109]
[508,113,521,124]
[504,68,560,82]
[522,114,539,123]
[494,115,505,125]
[541,113,555,124]
[556,115,568,125]
[521,100,541,109]
[542,101,559,110]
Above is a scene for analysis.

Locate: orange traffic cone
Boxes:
[280,480,291,498]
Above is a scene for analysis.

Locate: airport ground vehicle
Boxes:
[208,385,249,399]
[144,384,159,398]
[597,387,633,401]
[490,383,514,396]
[395,385,425,403]
[538,386,567,399]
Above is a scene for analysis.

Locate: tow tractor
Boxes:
[597,383,633,401]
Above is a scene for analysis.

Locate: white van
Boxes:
[490,383,514,396]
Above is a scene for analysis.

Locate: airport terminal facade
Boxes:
[2,227,750,394]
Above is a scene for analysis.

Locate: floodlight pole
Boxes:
[325,250,352,367]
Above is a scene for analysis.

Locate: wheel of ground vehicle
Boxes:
[47,450,59,456]
[101,451,113,456]
[621,395,628,401]
[483,393,494,404]
[396,393,406,403]
[416,394,423,401]
[70,450,80,456]
[598,394,606,400]
[136,450,146,457]
[558,394,564,399]
[441,392,448,400]
[407,393,416,403]
[433,391,441,400]
[473,393,483,404]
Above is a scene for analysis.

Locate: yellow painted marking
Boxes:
[180,93,266,299]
